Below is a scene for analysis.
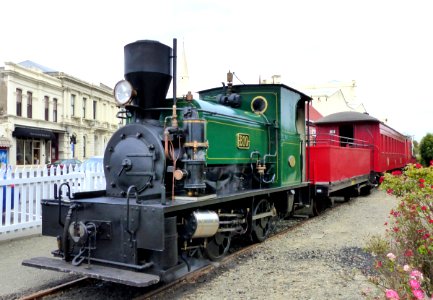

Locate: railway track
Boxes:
[18,277,90,300]
[19,202,340,300]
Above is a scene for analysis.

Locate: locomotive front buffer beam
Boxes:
[23,198,178,287]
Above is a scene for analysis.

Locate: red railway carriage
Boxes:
[308,111,414,199]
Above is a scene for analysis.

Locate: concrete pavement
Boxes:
[0,230,74,299]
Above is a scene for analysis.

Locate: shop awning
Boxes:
[12,126,56,141]
[0,137,11,148]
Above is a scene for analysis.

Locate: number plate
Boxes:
[237,133,250,149]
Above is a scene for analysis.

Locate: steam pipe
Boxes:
[263,125,279,163]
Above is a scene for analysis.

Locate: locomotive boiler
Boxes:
[23,39,312,286]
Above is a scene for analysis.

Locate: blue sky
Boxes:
[1,0,432,141]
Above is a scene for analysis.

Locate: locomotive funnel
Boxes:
[124,40,172,118]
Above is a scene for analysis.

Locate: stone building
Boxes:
[0,61,120,166]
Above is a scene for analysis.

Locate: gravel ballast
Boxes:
[161,189,396,299]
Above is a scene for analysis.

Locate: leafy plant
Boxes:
[366,162,433,299]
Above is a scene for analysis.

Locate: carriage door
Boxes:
[339,124,353,147]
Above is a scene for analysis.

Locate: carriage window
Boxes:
[339,125,353,147]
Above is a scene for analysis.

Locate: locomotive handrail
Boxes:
[56,182,75,228]
[143,107,272,126]
[126,185,138,242]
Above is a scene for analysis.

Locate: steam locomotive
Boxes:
[23,39,413,287]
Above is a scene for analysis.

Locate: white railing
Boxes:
[0,163,105,238]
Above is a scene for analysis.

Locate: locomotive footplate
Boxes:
[22,257,160,287]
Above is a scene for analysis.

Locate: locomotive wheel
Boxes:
[252,198,276,243]
[205,232,231,261]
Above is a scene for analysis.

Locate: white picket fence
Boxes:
[0,163,105,239]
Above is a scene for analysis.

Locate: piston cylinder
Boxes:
[182,210,219,239]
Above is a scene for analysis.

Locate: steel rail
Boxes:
[19,277,90,300]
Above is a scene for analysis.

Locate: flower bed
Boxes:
[366,162,433,299]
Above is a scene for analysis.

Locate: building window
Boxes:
[71,94,76,116]
[82,97,86,118]
[16,88,22,116]
[93,100,97,119]
[83,136,86,158]
[44,96,49,121]
[16,139,33,165]
[53,98,58,122]
[27,91,32,118]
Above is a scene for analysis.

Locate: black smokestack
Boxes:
[124,40,172,119]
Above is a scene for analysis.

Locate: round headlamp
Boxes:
[114,80,134,106]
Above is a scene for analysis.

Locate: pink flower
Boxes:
[405,249,414,257]
[419,183,425,188]
[391,210,400,217]
[387,188,394,194]
[410,279,421,290]
[430,160,433,166]
[412,289,424,300]
[421,205,428,211]
[386,252,396,261]
[403,264,411,272]
[420,178,426,183]
[385,289,400,299]
[416,163,422,169]
[411,270,424,281]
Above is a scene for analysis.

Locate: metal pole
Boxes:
[173,38,177,105]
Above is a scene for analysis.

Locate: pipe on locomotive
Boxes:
[164,38,179,161]
[170,38,178,129]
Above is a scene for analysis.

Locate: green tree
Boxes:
[419,133,433,166]
[413,140,420,161]
[413,140,419,156]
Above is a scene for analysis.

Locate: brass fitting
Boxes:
[256,162,266,175]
